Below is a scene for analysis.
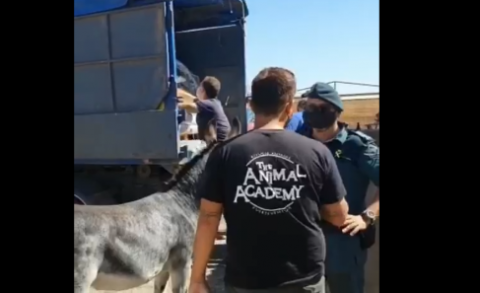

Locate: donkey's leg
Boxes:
[74,258,98,293]
[169,254,192,293]
[154,271,170,293]
[74,267,96,293]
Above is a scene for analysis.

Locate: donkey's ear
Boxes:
[228,117,242,138]
[204,119,217,144]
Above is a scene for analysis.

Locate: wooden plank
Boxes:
[341,98,379,127]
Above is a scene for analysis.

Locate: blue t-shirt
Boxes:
[246,109,255,124]
[284,112,304,131]
[195,99,231,141]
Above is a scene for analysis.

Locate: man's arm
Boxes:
[358,143,380,217]
[190,149,224,284]
[177,89,199,113]
[341,143,379,235]
[321,199,349,227]
[317,150,349,227]
[191,199,223,283]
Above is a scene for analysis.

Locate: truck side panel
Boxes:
[74,4,169,114]
[175,24,247,129]
[74,111,178,160]
[74,3,179,161]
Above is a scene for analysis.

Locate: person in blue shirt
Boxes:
[297,82,380,293]
[284,96,307,131]
[284,111,304,131]
[296,97,307,112]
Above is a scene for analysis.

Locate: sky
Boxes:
[245,0,379,94]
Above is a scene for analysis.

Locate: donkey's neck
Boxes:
[151,160,206,204]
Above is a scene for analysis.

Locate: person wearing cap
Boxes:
[298,82,380,293]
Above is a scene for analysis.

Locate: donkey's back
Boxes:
[74,194,197,293]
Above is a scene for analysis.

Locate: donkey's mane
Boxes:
[161,140,218,191]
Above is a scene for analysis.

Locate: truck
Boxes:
[74,0,249,204]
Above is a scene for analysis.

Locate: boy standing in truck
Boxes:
[177,76,231,141]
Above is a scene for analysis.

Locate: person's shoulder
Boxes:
[291,112,304,120]
[280,130,331,153]
[197,98,218,110]
[209,98,224,108]
[345,130,376,147]
[294,120,311,136]
[285,112,304,131]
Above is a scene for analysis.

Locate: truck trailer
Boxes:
[74,0,249,204]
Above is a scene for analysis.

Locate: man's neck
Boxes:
[254,116,285,130]
[312,123,340,142]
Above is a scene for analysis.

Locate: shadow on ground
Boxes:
[206,241,227,293]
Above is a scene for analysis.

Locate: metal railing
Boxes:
[297,81,379,93]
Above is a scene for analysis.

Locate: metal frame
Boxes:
[297,81,380,94]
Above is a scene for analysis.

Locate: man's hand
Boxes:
[189,280,210,293]
[177,98,193,109]
[177,88,199,112]
[341,215,368,236]
[177,88,196,104]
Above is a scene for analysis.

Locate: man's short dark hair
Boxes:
[250,67,296,116]
[297,98,307,112]
[201,76,221,99]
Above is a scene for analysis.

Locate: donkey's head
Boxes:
[162,117,242,193]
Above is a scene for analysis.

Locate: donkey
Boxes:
[74,118,241,293]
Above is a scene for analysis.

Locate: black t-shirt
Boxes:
[195,99,231,141]
[197,129,346,289]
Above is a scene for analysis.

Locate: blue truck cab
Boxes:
[74,0,248,204]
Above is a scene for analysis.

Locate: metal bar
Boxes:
[106,13,117,112]
[297,81,380,93]
[74,54,166,67]
[164,0,178,112]
[74,2,164,19]
[176,24,238,34]
[327,81,379,88]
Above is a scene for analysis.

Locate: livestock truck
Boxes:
[74,0,249,204]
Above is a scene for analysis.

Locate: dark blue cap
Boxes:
[303,82,343,111]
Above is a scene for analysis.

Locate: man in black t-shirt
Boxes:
[189,68,349,293]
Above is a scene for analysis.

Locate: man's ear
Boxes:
[286,100,294,118]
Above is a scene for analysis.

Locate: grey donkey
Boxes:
[74,118,241,293]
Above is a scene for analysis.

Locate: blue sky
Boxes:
[245,0,379,94]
